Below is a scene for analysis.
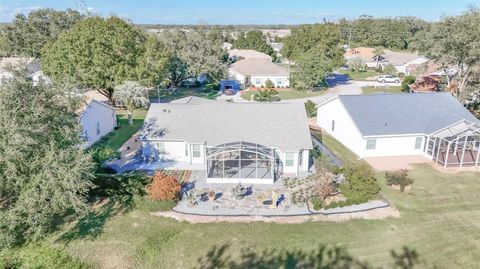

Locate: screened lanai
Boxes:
[426,120,480,167]
[206,142,280,181]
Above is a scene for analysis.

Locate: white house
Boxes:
[229,58,290,88]
[140,101,312,184]
[0,57,50,86]
[382,51,429,75]
[79,91,117,148]
[316,93,480,167]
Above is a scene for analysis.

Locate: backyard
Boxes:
[54,163,480,269]
[241,88,325,100]
[31,130,480,268]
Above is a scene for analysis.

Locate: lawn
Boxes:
[91,109,147,151]
[241,88,325,100]
[362,86,403,94]
[148,87,216,102]
[339,69,379,81]
[58,164,480,269]
[311,130,364,166]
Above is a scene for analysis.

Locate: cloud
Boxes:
[0,3,42,22]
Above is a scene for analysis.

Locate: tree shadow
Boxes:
[194,243,420,269]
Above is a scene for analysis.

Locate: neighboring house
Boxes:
[222,42,233,51]
[344,48,429,75]
[316,93,480,167]
[382,51,429,75]
[229,58,290,88]
[79,91,117,148]
[229,49,273,61]
[344,47,378,68]
[0,57,49,85]
[409,75,442,93]
[140,102,312,184]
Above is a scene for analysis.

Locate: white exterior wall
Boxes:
[317,98,428,158]
[317,98,366,157]
[360,135,426,157]
[228,69,247,85]
[250,75,290,87]
[81,101,117,148]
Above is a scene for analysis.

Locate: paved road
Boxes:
[280,73,400,104]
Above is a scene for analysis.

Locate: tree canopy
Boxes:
[0,71,95,247]
[413,8,480,106]
[284,23,344,91]
[4,8,83,58]
[233,30,275,59]
[41,16,169,100]
[158,29,227,87]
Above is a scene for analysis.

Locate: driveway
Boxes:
[280,73,400,104]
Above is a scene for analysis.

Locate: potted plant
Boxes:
[232,183,248,200]
[208,191,216,201]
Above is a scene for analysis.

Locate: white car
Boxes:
[377,75,400,83]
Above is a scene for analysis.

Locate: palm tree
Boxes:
[113,81,150,125]
[373,47,385,69]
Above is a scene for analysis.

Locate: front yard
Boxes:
[362,86,403,94]
[241,88,325,100]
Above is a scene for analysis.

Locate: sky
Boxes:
[0,0,477,24]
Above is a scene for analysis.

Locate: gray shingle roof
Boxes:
[142,103,313,151]
[170,96,215,104]
[337,93,480,136]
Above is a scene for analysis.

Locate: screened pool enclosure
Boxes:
[206,142,281,181]
[426,120,480,167]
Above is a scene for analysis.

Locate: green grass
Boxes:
[149,87,213,102]
[362,86,403,94]
[311,130,363,166]
[340,69,379,81]
[91,109,147,151]
[56,164,480,269]
[241,88,325,101]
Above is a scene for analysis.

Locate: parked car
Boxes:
[377,75,400,83]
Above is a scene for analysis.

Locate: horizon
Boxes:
[0,0,477,24]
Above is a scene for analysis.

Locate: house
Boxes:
[316,93,480,167]
[229,49,272,61]
[0,57,49,85]
[344,47,378,68]
[409,75,442,93]
[229,58,290,88]
[140,102,312,184]
[79,91,117,148]
[344,48,429,75]
[382,51,429,75]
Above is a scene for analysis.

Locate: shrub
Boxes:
[401,76,416,92]
[383,64,398,75]
[91,146,120,165]
[265,79,275,89]
[147,171,182,201]
[304,100,317,117]
[340,163,380,204]
[386,169,414,192]
[90,172,150,199]
[311,195,323,210]
[310,145,321,160]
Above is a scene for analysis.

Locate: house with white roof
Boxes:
[79,91,117,148]
[140,101,312,184]
[228,49,272,61]
[316,93,480,168]
[0,57,50,85]
[229,58,290,88]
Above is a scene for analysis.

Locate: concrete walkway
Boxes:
[152,203,399,224]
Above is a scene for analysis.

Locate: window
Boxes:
[192,144,201,158]
[366,139,376,150]
[157,142,166,154]
[415,137,423,149]
[96,122,101,135]
[255,78,262,85]
[185,143,189,156]
[276,78,283,85]
[331,120,335,132]
[285,153,294,166]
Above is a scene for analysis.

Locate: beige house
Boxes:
[229,49,272,61]
[229,58,290,88]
